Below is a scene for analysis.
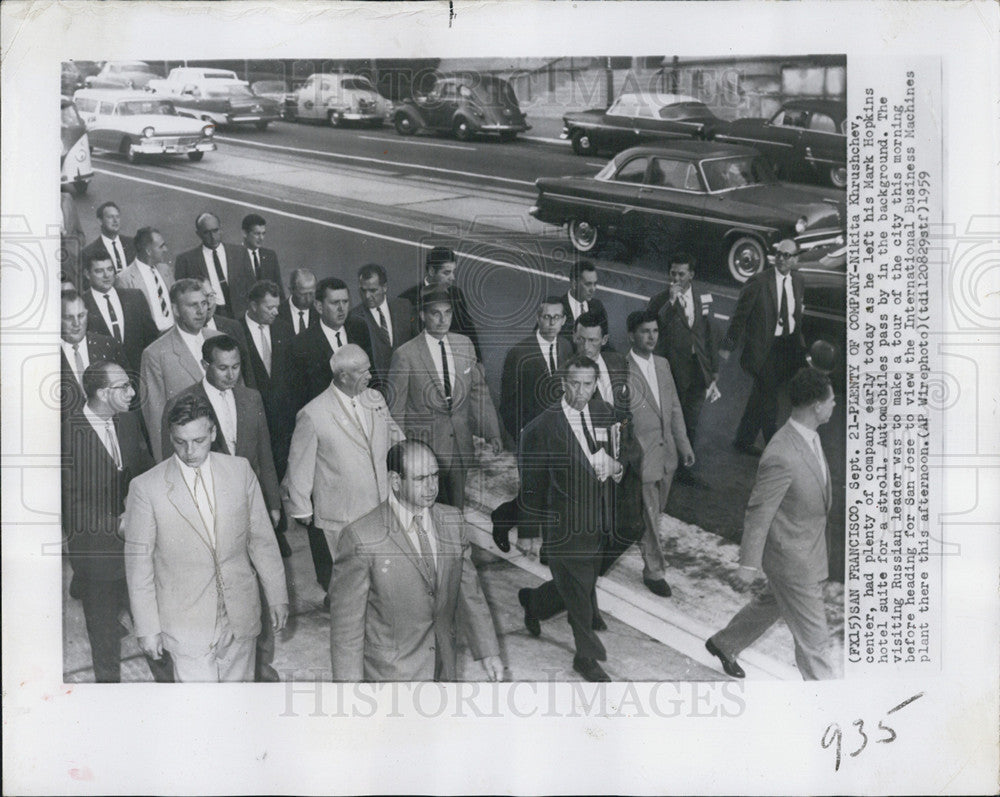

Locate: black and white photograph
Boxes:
[3,2,998,795]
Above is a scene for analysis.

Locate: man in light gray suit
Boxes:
[115,226,175,334]
[329,440,502,682]
[139,278,222,460]
[386,289,501,509]
[626,310,695,598]
[706,367,836,680]
[283,345,404,594]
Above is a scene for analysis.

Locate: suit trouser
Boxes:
[711,575,833,681]
[255,582,275,678]
[638,476,673,581]
[169,605,256,682]
[307,523,347,591]
[735,336,803,447]
[677,358,707,447]
[525,550,606,661]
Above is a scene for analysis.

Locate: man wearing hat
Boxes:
[720,239,807,454]
[387,288,501,509]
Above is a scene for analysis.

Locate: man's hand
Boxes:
[592,449,619,482]
[269,509,281,528]
[514,535,540,558]
[705,380,722,403]
[669,282,683,301]
[681,448,696,468]
[139,633,164,660]
[487,437,502,456]
[480,655,504,682]
[295,514,313,529]
[733,566,760,592]
[270,602,289,632]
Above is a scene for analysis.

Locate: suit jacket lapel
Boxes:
[384,503,434,588]
[326,387,370,451]
[556,406,597,476]
[415,337,446,402]
[169,328,205,383]
[233,386,251,458]
[787,427,829,507]
[164,456,216,551]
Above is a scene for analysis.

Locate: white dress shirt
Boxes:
[319,321,346,353]
[566,292,588,322]
[369,300,393,345]
[593,354,614,405]
[774,270,796,335]
[388,491,438,563]
[423,331,455,393]
[83,404,122,469]
[90,288,126,342]
[101,234,128,272]
[62,338,90,383]
[288,298,309,334]
[629,349,660,409]
[202,245,229,308]
[675,286,695,327]
[561,398,606,472]
[203,378,237,451]
[177,327,206,374]
[135,259,173,331]
[789,418,828,484]
[536,330,559,374]
[175,454,216,542]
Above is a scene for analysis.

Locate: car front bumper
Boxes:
[477,122,531,133]
[794,229,845,250]
[135,138,216,155]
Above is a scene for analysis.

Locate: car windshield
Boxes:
[472,78,517,105]
[205,84,255,99]
[700,156,774,191]
[341,78,374,91]
[118,62,155,74]
[659,101,715,121]
[252,81,285,93]
[116,100,177,116]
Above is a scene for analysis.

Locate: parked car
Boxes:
[797,241,846,380]
[61,97,94,196]
[84,60,161,90]
[529,142,845,284]
[251,80,289,117]
[61,62,86,96]
[73,89,216,163]
[146,67,241,93]
[562,93,721,156]
[714,99,847,188]
[150,79,282,129]
[393,73,529,141]
[285,73,391,126]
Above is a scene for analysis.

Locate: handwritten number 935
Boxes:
[821,693,924,772]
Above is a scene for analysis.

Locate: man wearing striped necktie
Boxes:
[115,226,175,334]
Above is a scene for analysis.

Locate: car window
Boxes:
[701,156,772,191]
[99,102,115,115]
[117,100,177,116]
[439,83,458,100]
[75,98,96,113]
[607,96,638,118]
[613,156,648,184]
[342,78,373,91]
[634,102,656,119]
[810,112,838,133]
[773,108,809,128]
[649,158,703,191]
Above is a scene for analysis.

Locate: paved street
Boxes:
[62,116,846,682]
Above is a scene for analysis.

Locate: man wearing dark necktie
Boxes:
[720,239,807,455]
[349,263,415,398]
[559,260,609,343]
[278,268,318,335]
[81,201,136,287]
[572,311,630,412]
[60,289,128,419]
[174,212,255,320]
[240,213,283,295]
[706,368,836,680]
[387,289,501,510]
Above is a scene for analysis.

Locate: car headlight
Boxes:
[142,126,156,138]
[202,124,215,137]
[795,216,808,234]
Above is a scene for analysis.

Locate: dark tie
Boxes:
[335,331,342,348]
[439,339,452,409]
[376,307,389,334]
[212,249,231,308]
[110,240,124,273]
[548,342,557,375]
[250,249,261,279]
[298,310,306,333]
[412,515,437,582]
[104,293,122,342]
[778,276,790,336]
[580,411,599,454]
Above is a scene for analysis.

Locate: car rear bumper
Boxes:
[478,122,531,133]
[227,112,281,124]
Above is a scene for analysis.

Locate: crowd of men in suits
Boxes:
[60,199,838,683]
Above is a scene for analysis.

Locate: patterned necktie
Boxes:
[412,515,436,581]
[212,249,231,308]
[439,339,452,409]
[192,467,215,541]
[72,343,85,382]
[548,343,557,375]
[259,324,271,376]
[110,240,124,273]
[219,390,237,450]
[105,420,122,469]
[376,306,390,342]
[580,411,599,454]
[104,293,122,342]
[151,268,170,320]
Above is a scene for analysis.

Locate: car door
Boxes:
[764,107,810,179]
[296,76,320,119]
[633,156,708,253]
[89,101,117,150]
[427,80,458,128]
[596,154,651,244]
[601,96,640,152]
[800,110,846,179]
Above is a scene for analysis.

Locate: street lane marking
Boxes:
[215,135,536,188]
[357,134,477,152]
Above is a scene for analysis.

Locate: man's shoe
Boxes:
[491,525,511,553]
[255,664,280,682]
[676,469,710,490]
[592,614,608,631]
[276,533,293,559]
[643,577,672,598]
[490,500,516,553]
[733,441,764,457]
[518,588,541,637]
[705,638,745,679]
[573,656,611,682]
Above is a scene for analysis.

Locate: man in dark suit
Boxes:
[62,360,171,682]
[499,295,572,442]
[572,311,629,412]
[560,260,609,342]
[646,253,721,486]
[60,289,128,419]
[721,239,807,455]
[399,246,482,361]
[160,334,287,679]
[706,368,836,680]
[239,280,296,480]
[80,201,136,283]
[196,276,256,390]
[238,213,283,296]
[516,355,640,682]
[289,276,374,410]
[81,250,158,375]
[277,268,319,336]
[173,211,255,320]
[349,263,415,396]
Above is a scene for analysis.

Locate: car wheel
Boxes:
[394,113,416,136]
[120,138,141,164]
[327,110,343,128]
[829,164,847,189]
[453,117,473,142]
[571,129,597,156]
[187,151,205,162]
[255,121,269,131]
[499,131,517,143]
[72,179,89,197]
[568,219,600,253]
[727,236,766,283]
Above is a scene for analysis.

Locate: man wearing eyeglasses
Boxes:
[720,239,807,455]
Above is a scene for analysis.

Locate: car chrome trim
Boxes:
[715,134,796,149]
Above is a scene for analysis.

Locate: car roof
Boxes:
[614,141,760,160]
[615,92,703,107]
[779,98,846,117]
[437,72,511,84]
[74,89,172,101]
